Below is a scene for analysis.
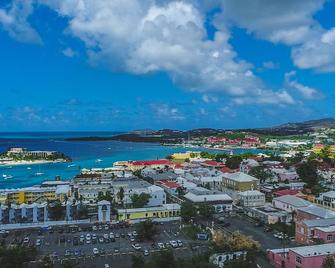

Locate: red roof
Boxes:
[220,167,239,173]
[274,189,300,197]
[202,160,225,167]
[132,160,173,166]
[159,180,180,189]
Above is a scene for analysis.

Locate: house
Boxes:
[210,251,247,267]
[295,218,335,245]
[272,195,311,213]
[273,189,307,199]
[222,172,259,191]
[238,190,265,207]
[268,243,335,268]
[127,160,175,171]
[315,191,335,211]
[117,203,180,222]
[246,205,292,224]
[184,187,233,212]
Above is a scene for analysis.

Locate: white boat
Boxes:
[34,172,44,176]
[27,167,32,170]
[95,159,103,163]
[3,174,13,180]
[67,164,76,168]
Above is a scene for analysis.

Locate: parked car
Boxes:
[143,249,149,256]
[169,240,178,248]
[132,243,141,251]
[177,240,183,247]
[93,248,99,255]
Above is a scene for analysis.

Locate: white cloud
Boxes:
[0,0,42,44]
[150,103,185,120]
[62,47,76,58]
[262,61,279,70]
[285,71,323,99]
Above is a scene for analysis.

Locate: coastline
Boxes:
[0,159,68,167]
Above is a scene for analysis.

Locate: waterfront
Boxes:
[0,132,263,189]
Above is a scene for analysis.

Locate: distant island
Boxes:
[65,117,335,144]
[0,147,72,166]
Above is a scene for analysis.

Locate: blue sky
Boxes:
[0,0,335,131]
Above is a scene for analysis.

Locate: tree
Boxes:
[0,246,37,268]
[38,255,53,268]
[225,156,242,169]
[249,166,272,184]
[48,201,65,221]
[198,203,214,219]
[150,249,175,268]
[180,202,197,222]
[136,220,158,241]
[117,187,125,205]
[176,187,185,197]
[323,255,335,268]
[296,160,319,188]
[132,255,145,268]
[77,205,88,219]
[131,193,150,208]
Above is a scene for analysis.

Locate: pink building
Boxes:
[314,225,335,243]
[268,243,335,268]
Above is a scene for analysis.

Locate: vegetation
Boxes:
[132,255,145,268]
[249,166,273,183]
[323,255,335,268]
[136,220,158,241]
[180,202,197,222]
[198,203,215,219]
[296,160,319,188]
[48,201,65,221]
[225,155,243,169]
[117,187,125,205]
[130,193,150,208]
[0,246,37,268]
[181,225,203,240]
[97,191,113,202]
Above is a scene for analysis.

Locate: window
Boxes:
[327,234,333,241]
[296,256,302,264]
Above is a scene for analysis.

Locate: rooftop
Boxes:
[303,218,335,228]
[298,205,335,219]
[223,172,258,182]
[273,195,311,207]
[291,243,335,257]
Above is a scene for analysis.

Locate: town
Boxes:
[1,128,335,267]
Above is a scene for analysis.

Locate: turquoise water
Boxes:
[0,132,263,189]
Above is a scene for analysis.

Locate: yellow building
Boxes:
[1,185,70,204]
[171,151,200,161]
[117,203,181,221]
[313,144,335,157]
[222,172,259,191]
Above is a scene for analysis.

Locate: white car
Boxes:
[93,248,99,255]
[143,249,149,256]
[132,231,137,236]
[177,240,183,247]
[132,243,141,250]
[92,226,98,231]
[104,264,110,268]
[35,239,41,246]
[109,232,115,239]
[23,237,30,244]
[157,242,165,249]
[103,233,109,240]
[86,234,91,240]
[169,240,178,248]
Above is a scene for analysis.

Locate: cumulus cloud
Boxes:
[62,47,76,58]
[150,103,185,121]
[0,0,42,44]
[285,71,323,100]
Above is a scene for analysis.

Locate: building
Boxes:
[272,195,311,213]
[268,243,335,268]
[246,206,292,224]
[184,187,233,212]
[238,190,265,207]
[76,184,111,202]
[0,185,71,205]
[0,202,48,224]
[222,172,259,191]
[117,203,180,222]
[296,205,335,222]
[171,151,200,160]
[127,160,175,171]
[97,200,111,223]
[295,218,335,245]
[210,251,247,267]
[315,191,335,211]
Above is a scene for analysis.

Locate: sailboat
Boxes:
[3,174,13,180]
[34,166,44,176]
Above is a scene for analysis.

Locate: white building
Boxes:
[272,195,311,213]
[210,251,247,267]
[184,187,233,212]
[97,200,111,223]
[238,190,265,207]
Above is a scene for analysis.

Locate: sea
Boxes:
[0,132,264,189]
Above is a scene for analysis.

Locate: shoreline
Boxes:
[0,159,68,167]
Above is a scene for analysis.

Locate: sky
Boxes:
[0,0,335,131]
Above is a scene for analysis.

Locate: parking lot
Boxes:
[0,221,208,268]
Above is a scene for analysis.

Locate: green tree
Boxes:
[48,201,65,221]
[150,249,175,268]
[132,255,145,268]
[0,246,37,268]
[117,187,125,205]
[38,255,53,268]
[131,193,150,208]
[225,156,243,169]
[180,202,197,222]
[296,160,319,188]
[176,187,185,197]
[249,166,272,184]
[198,203,215,219]
[136,220,158,241]
[322,255,335,268]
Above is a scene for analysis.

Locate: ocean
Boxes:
[0,132,263,189]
